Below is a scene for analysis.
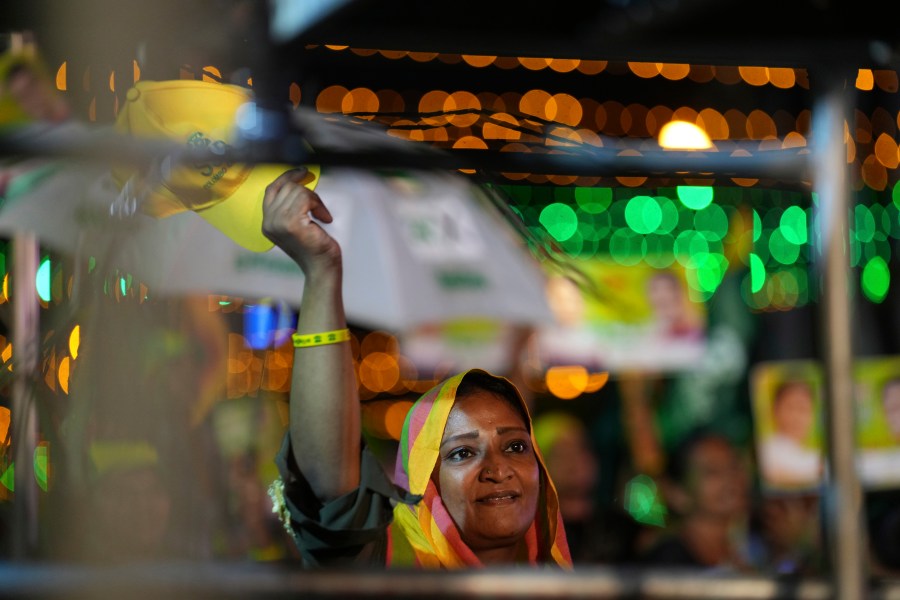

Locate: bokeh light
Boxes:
[545,365,589,400]
[624,195,662,234]
[36,258,51,302]
[574,187,612,214]
[624,474,667,526]
[677,186,714,210]
[658,120,713,149]
[539,203,579,241]
[34,442,49,491]
[862,256,890,303]
[750,253,766,293]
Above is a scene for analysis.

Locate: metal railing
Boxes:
[2,561,900,600]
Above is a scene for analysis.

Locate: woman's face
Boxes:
[433,391,540,553]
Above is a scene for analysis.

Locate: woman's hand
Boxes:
[261,167,341,280]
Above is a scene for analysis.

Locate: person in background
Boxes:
[865,377,900,576]
[641,428,761,571]
[754,493,822,575]
[263,169,571,568]
[532,410,639,564]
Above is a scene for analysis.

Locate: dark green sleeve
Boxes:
[271,433,419,568]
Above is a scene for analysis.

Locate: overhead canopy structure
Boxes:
[14,0,900,67]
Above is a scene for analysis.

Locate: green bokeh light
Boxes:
[863,239,891,264]
[772,270,801,309]
[574,186,612,214]
[769,228,801,265]
[676,186,714,210]
[656,196,680,234]
[674,230,710,267]
[36,258,51,302]
[624,474,667,527]
[691,252,728,294]
[579,209,611,241]
[888,204,900,238]
[643,234,675,268]
[560,230,585,255]
[862,256,890,303]
[693,204,729,241]
[750,253,766,293]
[741,272,765,310]
[1,463,13,491]
[609,229,644,266]
[539,202,579,242]
[625,195,662,234]
[576,222,601,256]
[854,205,876,243]
[34,444,48,491]
[780,206,808,245]
[502,184,820,310]
[609,199,628,228]
[892,181,900,210]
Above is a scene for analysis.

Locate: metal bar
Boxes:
[0,120,810,180]
[0,562,860,600]
[810,71,867,600]
[10,233,40,559]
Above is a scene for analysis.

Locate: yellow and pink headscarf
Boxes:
[387,369,572,568]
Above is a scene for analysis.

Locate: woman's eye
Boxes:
[507,440,528,453]
[448,448,473,461]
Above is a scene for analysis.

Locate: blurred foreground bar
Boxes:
[2,562,899,600]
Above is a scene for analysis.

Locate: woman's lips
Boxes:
[476,490,520,504]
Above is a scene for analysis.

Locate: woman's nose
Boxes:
[479,455,512,482]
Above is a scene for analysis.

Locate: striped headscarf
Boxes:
[387,369,572,568]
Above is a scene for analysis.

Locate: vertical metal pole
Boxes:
[11,233,40,559]
[810,72,866,600]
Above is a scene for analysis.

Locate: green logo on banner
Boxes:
[436,270,487,290]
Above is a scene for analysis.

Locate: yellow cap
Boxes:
[113,79,320,252]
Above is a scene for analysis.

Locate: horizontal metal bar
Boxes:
[4,562,900,600]
[0,120,811,182]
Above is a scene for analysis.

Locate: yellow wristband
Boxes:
[291,328,351,348]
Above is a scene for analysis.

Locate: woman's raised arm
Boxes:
[262,168,361,501]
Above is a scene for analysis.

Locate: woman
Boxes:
[263,168,571,568]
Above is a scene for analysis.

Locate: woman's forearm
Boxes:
[289,266,361,501]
